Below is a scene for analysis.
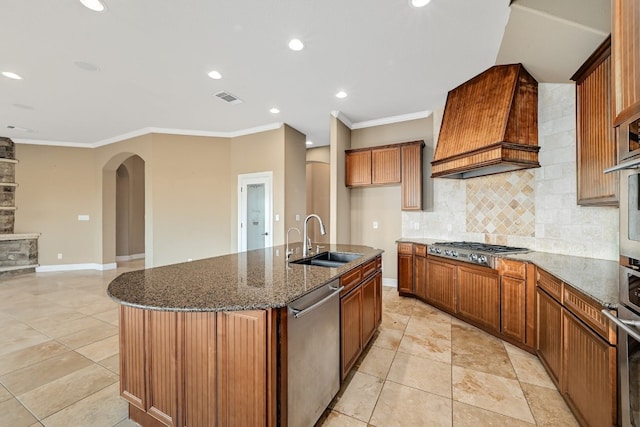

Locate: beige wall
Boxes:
[330,116,351,244]
[306,146,330,164]
[149,134,231,266]
[14,145,97,266]
[284,125,307,243]
[349,117,432,282]
[230,128,285,251]
[306,162,330,243]
[15,126,302,269]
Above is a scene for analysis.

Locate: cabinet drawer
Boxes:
[341,266,363,296]
[563,286,616,344]
[537,268,563,302]
[414,245,426,257]
[398,243,413,255]
[376,256,382,270]
[498,259,527,279]
[362,259,377,279]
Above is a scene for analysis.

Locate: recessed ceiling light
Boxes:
[306,141,313,146]
[73,61,99,72]
[288,39,304,51]
[2,71,23,80]
[207,70,222,80]
[336,91,347,99]
[269,108,280,114]
[80,0,106,12]
[411,0,432,7]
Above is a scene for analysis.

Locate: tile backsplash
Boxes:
[403,83,619,261]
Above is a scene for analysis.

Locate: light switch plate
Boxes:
[373,221,378,229]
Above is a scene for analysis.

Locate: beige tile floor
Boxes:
[318,287,579,427]
[0,264,578,426]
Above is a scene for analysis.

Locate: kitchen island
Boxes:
[107,244,383,427]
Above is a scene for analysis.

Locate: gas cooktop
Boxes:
[427,241,530,268]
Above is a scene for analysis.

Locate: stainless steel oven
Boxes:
[621,169,640,260]
[604,263,640,426]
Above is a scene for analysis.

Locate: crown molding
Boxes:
[351,110,432,129]
[330,111,353,128]
[13,122,285,148]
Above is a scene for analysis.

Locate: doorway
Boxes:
[238,171,273,251]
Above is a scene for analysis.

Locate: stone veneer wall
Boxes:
[402,83,619,261]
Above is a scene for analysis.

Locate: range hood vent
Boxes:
[432,64,540,179]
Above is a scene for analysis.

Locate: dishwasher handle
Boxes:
[602,309,640,342]
[290,285,344,318]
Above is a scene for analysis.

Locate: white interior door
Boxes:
[238,172,273,251]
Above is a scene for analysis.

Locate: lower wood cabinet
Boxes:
[340,258,383,380]
[535,287,562,386]
[562,309,616,427]
[414,249,427,300]
[397,243,414,295]
[534,268,617,427]
[425,258,456,312]
[501,276,527,343]
[340,285,363,379]
[457,265,500,332]
[120,307,272,427]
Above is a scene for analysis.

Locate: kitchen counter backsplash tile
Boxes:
[403,83,618,261]
[107,244,382,312]
[507,252,619,308]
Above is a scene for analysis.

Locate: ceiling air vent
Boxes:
[214,91,243,105]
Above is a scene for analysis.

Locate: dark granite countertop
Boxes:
[107,244,383,312]
[395,238,620,309]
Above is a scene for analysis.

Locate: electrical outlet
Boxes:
[295,214,300,221]
[57,253,63,260]
[275,214,280,221]
[413,222,420,230]
[78,214,90,221]
[373,221,378,229]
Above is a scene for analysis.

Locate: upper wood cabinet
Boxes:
[571,36,618,206]
[345,141,424,210]
[612,0,640,125]
[345,150,371,187]
[401,142,423,210]
[372,146,401,184]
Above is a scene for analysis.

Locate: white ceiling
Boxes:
[0,0,608,148]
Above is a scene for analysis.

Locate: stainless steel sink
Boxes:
[291,251,362,267]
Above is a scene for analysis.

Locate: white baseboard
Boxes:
[382,278,397,288]
[115,253,145,262]
[36,263,117,272]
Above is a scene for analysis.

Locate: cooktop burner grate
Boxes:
[428,241,530,268]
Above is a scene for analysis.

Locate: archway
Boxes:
[102,151,149,268]
[116,156,145,263]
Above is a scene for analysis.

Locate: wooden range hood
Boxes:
[431,63,540,179]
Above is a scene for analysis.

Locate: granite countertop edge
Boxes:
[107,244,383,312]
[396,238,619,309]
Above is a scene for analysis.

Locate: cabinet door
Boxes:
[341,287,363,379]
[401,143,423,210]
[414,255,427,300]
[372,147,401,184]
[612,0,640,124]
[501,276,526,344]
[573,38,618,206]
[217,311,268,427]
[361,276,377,344]
[345,150,371,187]
[397,253,414,295]
[562,309,617,427]
[425,258,456,312]
[457,265,500,332]
[374,271,382,328]
[536,288,562,387]
[146,310,180,427]
[119,306,147,411]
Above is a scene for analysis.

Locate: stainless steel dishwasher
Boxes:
[288,279,343,427]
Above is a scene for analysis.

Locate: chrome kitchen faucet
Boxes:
[303,214,326,257]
